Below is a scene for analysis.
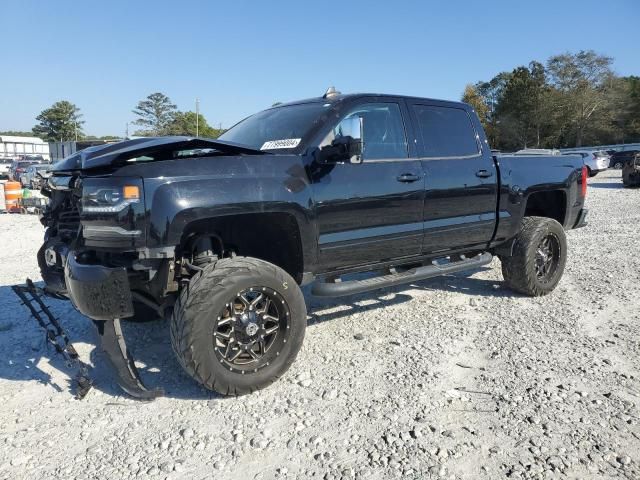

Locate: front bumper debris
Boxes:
[36,250,164,400]
[63,253,163,399]
[65,252,134,320]
[12,279,92,399]
[94,319,164,400]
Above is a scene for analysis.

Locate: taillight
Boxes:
[580,166,587,197]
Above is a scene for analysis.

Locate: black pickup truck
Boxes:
[39,90,588,398]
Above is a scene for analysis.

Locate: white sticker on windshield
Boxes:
[260,138,301,150]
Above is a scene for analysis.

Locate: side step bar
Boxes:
[311,253,493,297]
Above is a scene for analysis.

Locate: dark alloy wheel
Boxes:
[500,216,567,296]
[214,287,290,373]
[614,161,623,169]
[534,233,561,284]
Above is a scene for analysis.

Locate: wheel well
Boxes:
[179,213,304,283]
[524,190,567,226]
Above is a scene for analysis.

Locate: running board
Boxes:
[311,253,493,297]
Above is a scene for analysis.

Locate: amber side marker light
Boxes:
[123,185,140,200]
[581,166,588,198]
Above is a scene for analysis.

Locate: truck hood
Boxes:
[51,136,268,172]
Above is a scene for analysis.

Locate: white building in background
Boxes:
[0,135,50,161]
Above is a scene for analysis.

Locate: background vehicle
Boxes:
[514,148,561,155]
[10,159,42,181]
[0,158,13,179]
[562,150,609,176]
[19,164,51,189]
[39,91,588,399]
[610,150,639,169]
[622,152,640,187]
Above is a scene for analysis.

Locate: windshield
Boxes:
[218,102,329,151]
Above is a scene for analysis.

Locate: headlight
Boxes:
[82,185,140,213]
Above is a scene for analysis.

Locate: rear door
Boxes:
[311,99,425,271]
[408,102,498,254]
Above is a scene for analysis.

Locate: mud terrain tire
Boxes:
[500,216,567,296]
[170,257,306,396]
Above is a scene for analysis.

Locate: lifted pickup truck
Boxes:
[39,90,588,398]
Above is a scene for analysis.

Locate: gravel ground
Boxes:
[0,169,638,480]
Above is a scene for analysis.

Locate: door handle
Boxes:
[397,173,421,183]
[475,169,493,178]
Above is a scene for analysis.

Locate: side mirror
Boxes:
[318,115,363,164]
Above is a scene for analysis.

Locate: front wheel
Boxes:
[170,256,306,396]
[499,216,567,296]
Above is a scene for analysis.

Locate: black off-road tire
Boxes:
[500,216,567,296]
[170,256,306,396]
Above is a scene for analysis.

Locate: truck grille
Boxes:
[57,206,81,241]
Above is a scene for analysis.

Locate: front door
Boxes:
[310,100,425,272]
[408,102,498,254]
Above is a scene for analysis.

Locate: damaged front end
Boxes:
[39,173,163,398]
[38,136,261,398]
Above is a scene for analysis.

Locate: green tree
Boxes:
[32,100,84,142]
[83,135,122,141]
[546,50,614,146]
[609,76,640,143]
[494,62,551,149]
[475,72,512,148]
[132,92,177,136]
[167,111,224,138]
[462,84,489,130]
[0,131,35,137]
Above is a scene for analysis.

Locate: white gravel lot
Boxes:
[0,169,638,480]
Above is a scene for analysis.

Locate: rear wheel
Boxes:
[500,216,567,296]
[170,256,306,395]
[613,162,623,169]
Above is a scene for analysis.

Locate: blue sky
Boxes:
[2,0,638,136]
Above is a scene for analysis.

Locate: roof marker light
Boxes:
[323,86,341,98]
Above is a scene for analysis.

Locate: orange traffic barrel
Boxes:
[4,181,23,212]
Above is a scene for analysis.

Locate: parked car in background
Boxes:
[610,150,639,169]
[514,148,561,155]
[622,152,640,187]
[9,159,42,181]
[562,150,609,177]
[19,163,51,189]
[0,158,13,179]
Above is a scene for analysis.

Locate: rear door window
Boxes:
[412,105,480,158]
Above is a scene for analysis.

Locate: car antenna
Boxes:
[323,86,341,98]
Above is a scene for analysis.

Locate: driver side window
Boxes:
[322,103,408,160]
